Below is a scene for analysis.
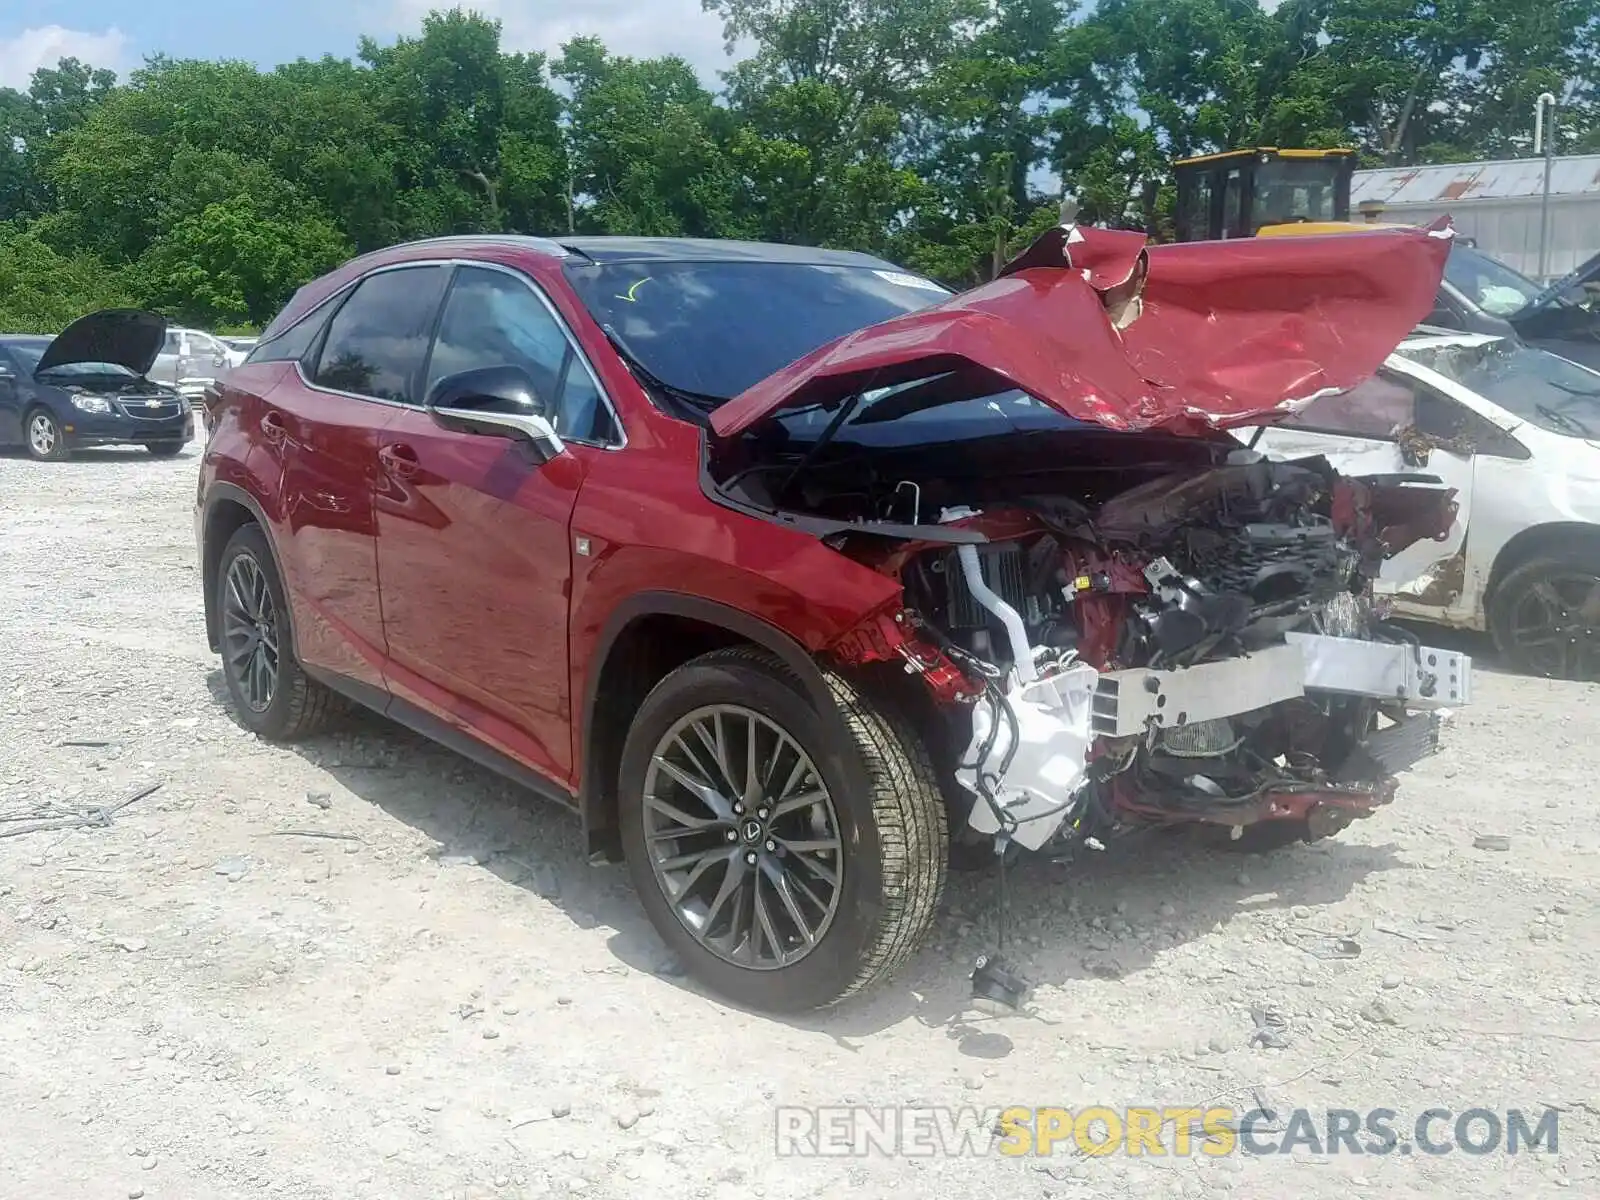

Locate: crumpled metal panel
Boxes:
[709,218,1454,440]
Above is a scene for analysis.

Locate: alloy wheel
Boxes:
[222,553,281,712]
[642,704,844,970]
[27,412,57,458]
[1506,569,1600,680]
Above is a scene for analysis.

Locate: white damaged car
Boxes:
[1248,330,1600,680]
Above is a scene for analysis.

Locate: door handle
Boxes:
[260,411,287,444]
[379,442,420,479]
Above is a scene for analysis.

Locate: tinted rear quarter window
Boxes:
[312,266,451,404]
[246,305,329,366]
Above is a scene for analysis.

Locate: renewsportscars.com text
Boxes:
[773,1105,1560,1158]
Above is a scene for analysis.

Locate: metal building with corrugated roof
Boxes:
[1351,154,1600,282]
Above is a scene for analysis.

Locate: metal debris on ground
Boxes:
[1473,834,1513,852]
[1249,1005,1292,1049]
[1360,998,1403,1026]
[1371,918,1442,943]
[0,781,162,840]
[262,828,363,842]
[1303,936,1363,960]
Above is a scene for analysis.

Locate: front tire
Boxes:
[619,647,948,1012]
[24,407,68,461]
[1490,552,1600,681]
[146,441,185,458]
[215,523,342,740]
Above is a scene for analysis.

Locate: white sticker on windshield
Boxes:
[873,269,948,293]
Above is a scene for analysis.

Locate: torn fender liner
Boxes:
[709,217,1454,441]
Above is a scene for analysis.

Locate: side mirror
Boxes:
[424,365,565,464]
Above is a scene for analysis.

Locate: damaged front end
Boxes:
[811,453,1467,858]
[703,216,1468,996]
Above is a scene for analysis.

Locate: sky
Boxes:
[0,1,742,90]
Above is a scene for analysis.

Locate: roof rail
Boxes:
[338,233,569,273]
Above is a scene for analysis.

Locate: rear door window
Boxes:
[311,266,451,404]
[247,303,330,366]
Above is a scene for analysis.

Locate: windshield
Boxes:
[4,343,49,374]
[563,259,952,402]
[1402,338,1600,437]
[1442,245,1542,318]
[772,382,1096,448]
[6,342,137,379]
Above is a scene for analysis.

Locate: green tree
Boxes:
[133,196,351,327]
[907,0,1070,281]
[555,38,739,237]
[9,0,1600,327]
[360,8,567,235]
[0,224,131,332]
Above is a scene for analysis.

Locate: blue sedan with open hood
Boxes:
[0,309,193,461]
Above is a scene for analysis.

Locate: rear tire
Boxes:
[24,407,68,461]
[215,523,343,741]
[618,647,947,1012]
[146,441,185,458]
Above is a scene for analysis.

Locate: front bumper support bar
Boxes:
[1090,633,1470,739]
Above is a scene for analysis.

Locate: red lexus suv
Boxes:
[197,222,1469,1013]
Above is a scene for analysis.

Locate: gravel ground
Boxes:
[1,445,1597,1200]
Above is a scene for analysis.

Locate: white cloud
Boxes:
[0,25,130,90]
[382,0,736,80]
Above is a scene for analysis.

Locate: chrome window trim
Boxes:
[293,257,627,451]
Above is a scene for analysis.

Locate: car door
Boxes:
[0,347,23,444]
[149,331,182,387]
[189,331,231,376]
[264,262,452,694]
[1245,370,1480,622]
[374,261,622,786]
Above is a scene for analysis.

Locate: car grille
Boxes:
[115,397,187,420]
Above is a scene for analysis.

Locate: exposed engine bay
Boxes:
[708,421,1470,857]
[697,215,1465,1007]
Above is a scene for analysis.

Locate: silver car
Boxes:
[150,328,240,405]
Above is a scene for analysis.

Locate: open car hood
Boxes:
[709,218,1454,441]
[34,309,167,378]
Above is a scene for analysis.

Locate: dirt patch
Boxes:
[1,447,1598,1198]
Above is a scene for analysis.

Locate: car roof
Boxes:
[555,236,900,269]
[0,334,50,346]
[261,232,922,344]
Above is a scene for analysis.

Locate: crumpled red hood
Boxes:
[709,217,1455,440]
